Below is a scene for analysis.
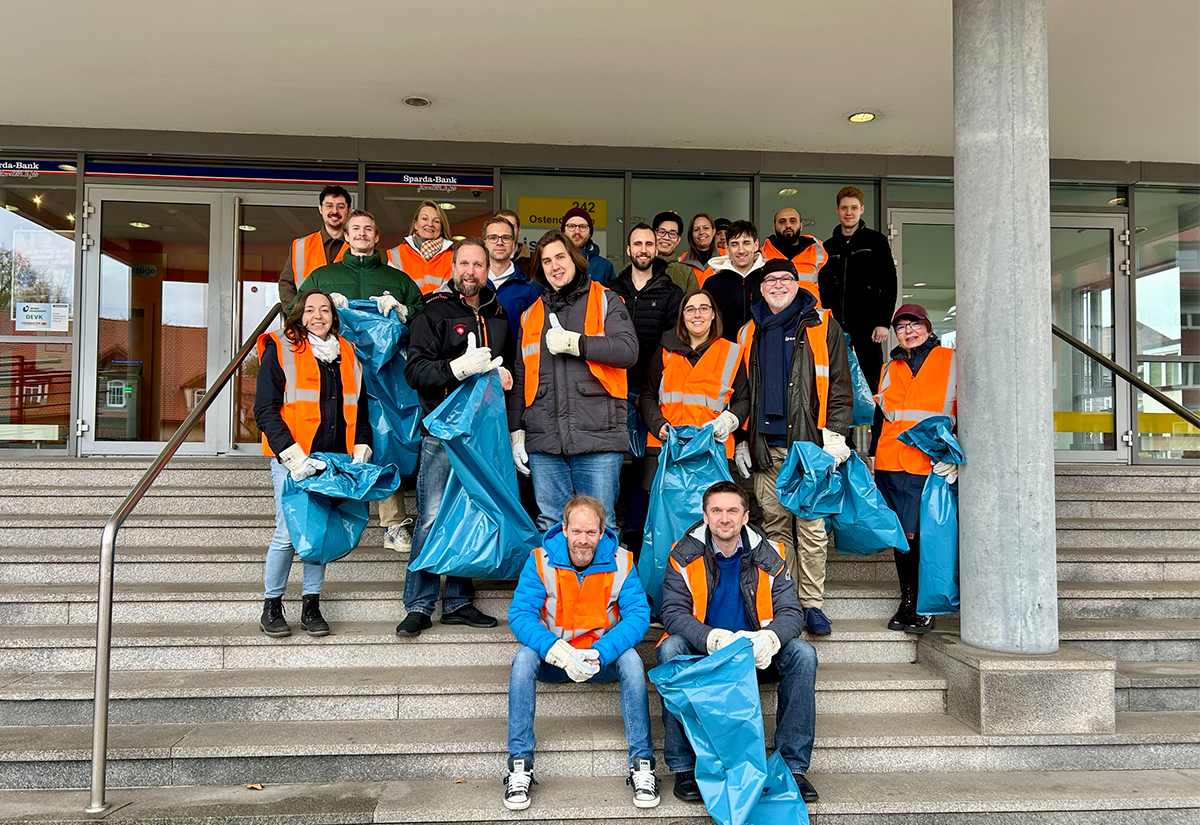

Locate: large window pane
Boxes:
[1050,184,1128,209]
[631,176,750,260]
[0,340,71,448]
[761,179,879,243]
[1135,187,1200,358]
[1136,361,1200,459]
[897,222,956,345]
[501,172,623,269]
[886,180,952,206]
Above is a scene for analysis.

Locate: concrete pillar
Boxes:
[953,0,1059,654]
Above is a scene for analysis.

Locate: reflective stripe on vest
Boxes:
[386,239,453,295]
[671,550,778,628]
[647,339,742,458]
[257,330,362,456]
[760,237,825,305]
[737,310,832,429]
[293,232,347,288]
[520,281,627,407]
[873,346,957,475]
[533,544,634,649]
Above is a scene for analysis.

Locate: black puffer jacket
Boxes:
[608,259,683,390]
[819,222,897,335]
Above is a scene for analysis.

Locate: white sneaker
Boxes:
[627,756,660,808]
[504,756,535,810]
[383,519,414,552]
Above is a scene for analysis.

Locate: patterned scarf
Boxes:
[419,237,442,261]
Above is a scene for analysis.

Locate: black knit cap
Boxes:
[759,258,798,279]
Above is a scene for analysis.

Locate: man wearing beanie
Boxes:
[561,207,616,285]
[650,210,699,293]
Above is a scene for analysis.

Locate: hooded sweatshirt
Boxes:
[699,252,768,341]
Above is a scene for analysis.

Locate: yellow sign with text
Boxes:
[518,197,608,231]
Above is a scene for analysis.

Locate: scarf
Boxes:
[754,291,813,419]
[418,237,442,261]
[308,332,341,363]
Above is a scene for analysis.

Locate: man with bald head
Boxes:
[761,208,827,301]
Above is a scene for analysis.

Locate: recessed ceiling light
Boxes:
[31,195,42,205]
[67,213,75,221]
[439,202,456,210]
[902,293,913,298]
[848,111,876,123]
[778,188,798,196]
[913,282,927,287]
[238,224,257,232]
[58,164,77,172]
[451,235,466,241]
[403,95,432,108]
[128,221,151,228]
[1135,226,1148,234]
[1107,197,1127,206]
[4,205,18,212]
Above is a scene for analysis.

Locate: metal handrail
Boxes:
[1052,324,1200,432]
[86,303,283,814]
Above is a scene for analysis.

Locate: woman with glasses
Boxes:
[679,213,720,279]
[872,303,958,635]
[637,289,750,487]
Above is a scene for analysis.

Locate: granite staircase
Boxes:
[0,458,1196,824]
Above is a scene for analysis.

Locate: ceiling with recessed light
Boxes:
[0,0,1196,164]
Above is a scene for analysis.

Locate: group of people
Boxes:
[252,182,960,811]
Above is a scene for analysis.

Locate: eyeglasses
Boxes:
[655,229,680,239]
[894,321,924,332]
[761,275,798,286]
[683,305,714,316]
[484,233,514,243]
[564,222,590,231]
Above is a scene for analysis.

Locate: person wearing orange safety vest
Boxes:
[657,481,819,805]
[871,303,958,636]
[277,185,352,308]
[761,207,827,307]
[253,289,370,640]
[505,495,656,811]
[385,200,455,294]
[507,230,638,533]
[735,257,853,638]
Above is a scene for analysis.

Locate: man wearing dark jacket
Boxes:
[394,238,511,637]
[819,185,898,394]
[734,258,853,636]
[699,219,768,341]
[658,481,819,804]
[562,207,616,285]
[485,216,542,341]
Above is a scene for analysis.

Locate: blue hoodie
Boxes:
[490,266,543,341]
[580,239,615,285]
[508,523,650,667]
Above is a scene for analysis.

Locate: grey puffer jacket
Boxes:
[507,270,639,456]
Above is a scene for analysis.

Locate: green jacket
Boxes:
[657,255,699,295]
[295,250,425,315]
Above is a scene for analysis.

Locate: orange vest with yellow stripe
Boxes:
[386,239,453,294]
[647,339,742,458]
[736,310,832,429]
[533,543,634,649]
[874,346,957,475]
[520,281,628,406]
[760,237,825,306]
[292,232,347,288]
[256,331,362,456]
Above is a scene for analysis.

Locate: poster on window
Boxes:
[9,229,74,320]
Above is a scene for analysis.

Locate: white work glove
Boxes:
[706,628,736,654]
[933,461,959,484]
[545,639,599,682]
[328,292,349,309]
[279,443,326,482]
[352,444,372,464]
[449,332,503,381]
[545,313,582,357]
[734,441,753,479]
[706,410,740,442]
[821,428,851,467]
[511,430,531,476]
[734,629,782,670]
[371,292,407,323]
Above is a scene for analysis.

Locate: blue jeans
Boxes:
[655,633,818,774]
[507,644,652,765]
[264,459,325,598]
[403,436,475,616]
[528,451,623,534]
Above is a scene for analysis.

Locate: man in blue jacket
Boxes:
[505,495,657,811]
[484,215,542,341]
[561,206,615,284]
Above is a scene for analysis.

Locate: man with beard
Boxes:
[394,238,511,637]
[277,185,351,307]
[761,207,827,303]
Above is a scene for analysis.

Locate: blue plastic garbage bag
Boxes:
[408,372,540,580]
[745,752,809,825]
[335,300,422,475]
[639,425,732,614]
[899,416,964,614]
[828,453,909,555]
[626,393,647,458]
[282,452,402,564]
[775,441,845,519]
[845,333,876,427]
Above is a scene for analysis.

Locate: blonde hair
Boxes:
[409,200,451,239]
[563,495,606,531]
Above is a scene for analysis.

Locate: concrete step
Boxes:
[1055,491,1200,520]
[1056,518,1200,549]
[0,620,919,673]
[0,661,948,726]
[0,486,276,516]
[1059,618,1200,662]
[1057,580,1200,620]
[0,458,276,489]
[1,711,1196,790]
[1057,548,1200,582]
[0,515,386,549]
[1054,465,1200,495]
[1115,661,1200,712]
[4,769,1200,825]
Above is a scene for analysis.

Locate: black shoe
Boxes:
[672,770,702,802]
[905,614,936,635]
[886,607,910,631]
[439,603,498,628]
[395,612,432,637]
[259,596,291,638]
[792,772,819,803]
[299,594,330,637]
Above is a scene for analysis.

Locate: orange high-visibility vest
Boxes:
[256,331,361,456]
[520,281,627,406]
[760,237,825,306]
[533,543,634,649]
[668,547,779,627]
[292,232,347,289]
[386,238,453,294]
[874,346,957,475]
[736,310,832,429]
[647,339,742,458]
